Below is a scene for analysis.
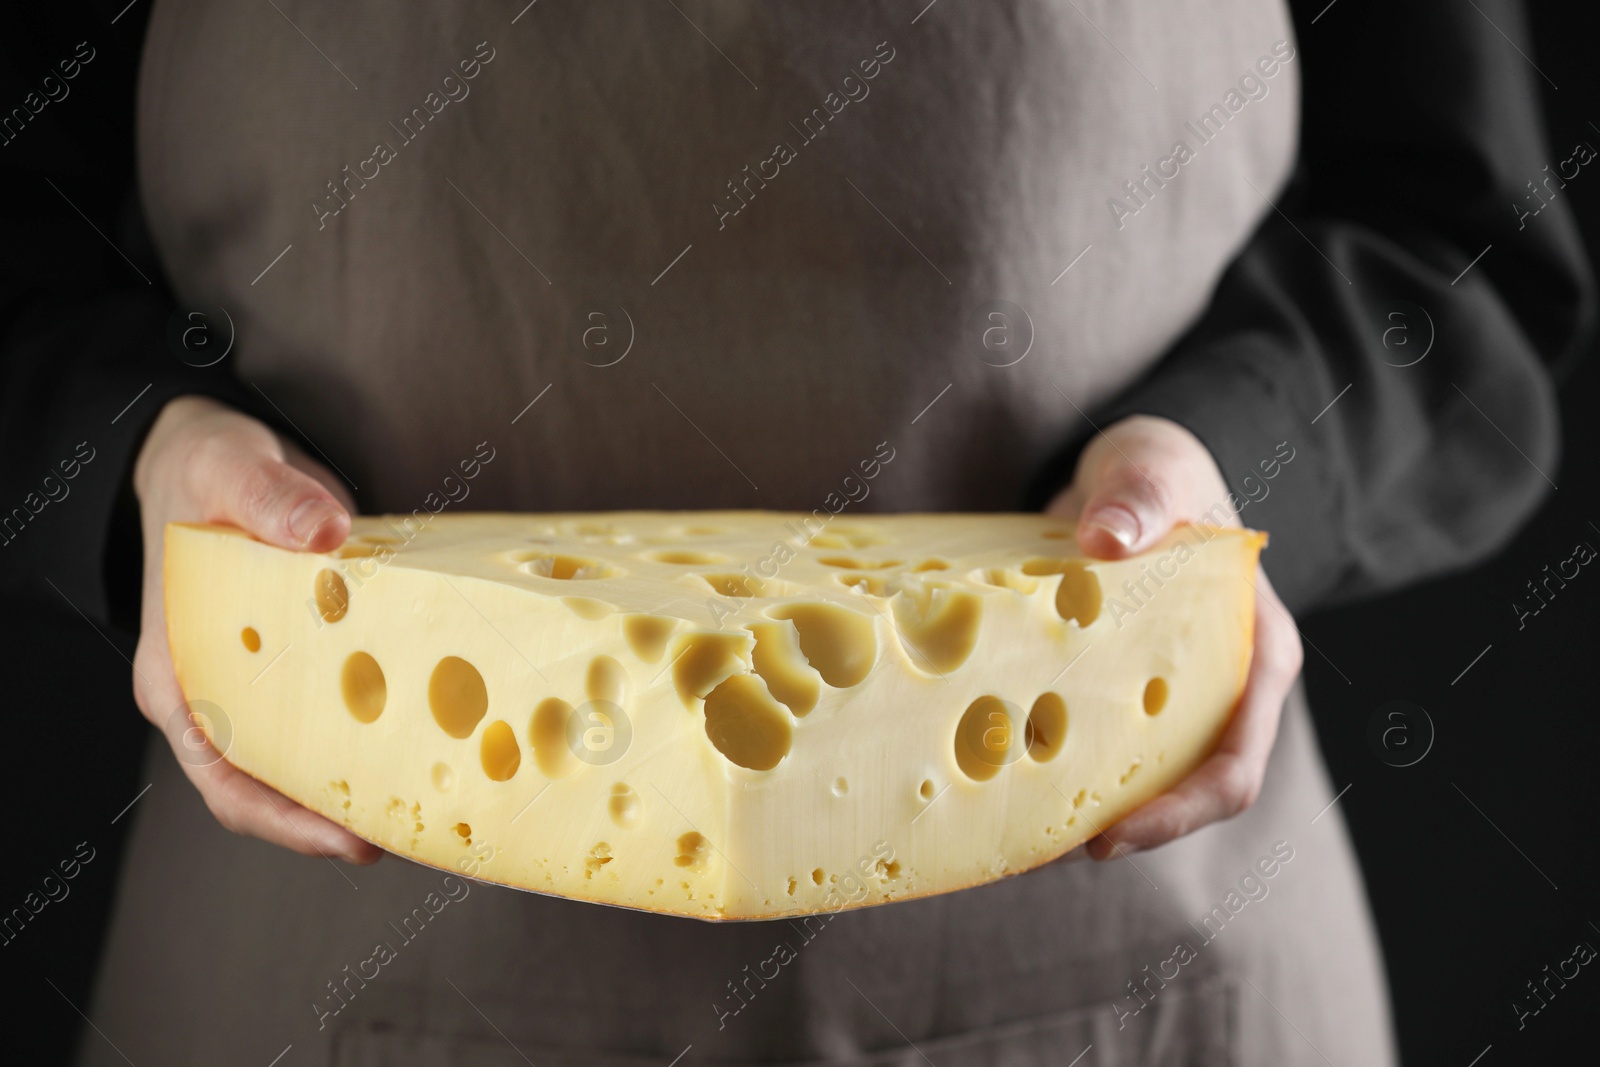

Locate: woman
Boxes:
[3,1,1587,1063]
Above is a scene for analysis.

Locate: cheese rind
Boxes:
[165,512,1263,920]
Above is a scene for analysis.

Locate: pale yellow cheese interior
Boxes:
[165,512,1263,920]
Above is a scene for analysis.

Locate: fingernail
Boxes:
[1082,508,1138,548]
[288,499,340,547]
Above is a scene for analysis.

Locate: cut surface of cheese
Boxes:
[165,512,1264,920]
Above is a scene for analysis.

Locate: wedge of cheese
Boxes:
[165,512,1263,920]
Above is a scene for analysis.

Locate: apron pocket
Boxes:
[332,973,1236,1067]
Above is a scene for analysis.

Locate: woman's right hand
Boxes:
[130,395,381,863]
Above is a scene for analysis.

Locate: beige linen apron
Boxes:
[83,2,1396,1063]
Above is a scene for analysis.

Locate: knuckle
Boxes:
[1136,468,1175,518]
[231,462,290,527]
[1217,758,1259,817]
[1274,621,1305,674]
[203,796,243,836]
[185,430,238,499]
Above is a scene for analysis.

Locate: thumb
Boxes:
[1075,450,1175,560]
[204,436,351,552]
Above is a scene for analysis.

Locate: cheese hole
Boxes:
[808,526,887,549]
[699,573,794,598]
[335,543,388,559]
[967,567,1039,595]
[919,779,936,801]
[768,602,877,689]
[480,720,521,781]
[608,783,642,829]
[623,615,677,663]
[314,569,349,623]
[891,588,983,674]
[584,843,613,878]
[954,695,1019,781]
[912,559,950,571]
[454,822,472,840]
[1143,677,1169,716]
[429,656,488,738]
[1041,528,1071,540]
[431,762,455,792]
[684,525,725,536]
[1025,693,1067,762]
[561,596,614,620]
[586,655,629,707]
[838,573,891,596]
[340,652,387,723]
[675,831,710,869]
[816,556,902,570]
[670,632,753,707]
[532,698,577,778]
[703,675,793,771]
[1054,562,1102,628]
[648,549,730,565]
[749,621,820,716]
[1017,559,1102,627]
[832,777,849,797]
[519,553,619,580]
[811,867,826,885]
[240,627,261,652]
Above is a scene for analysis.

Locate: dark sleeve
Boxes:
[1030,0,1594,614]
[0,6,263,629]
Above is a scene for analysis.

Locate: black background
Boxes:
[3,2,1598,1063]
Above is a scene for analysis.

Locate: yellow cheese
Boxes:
[165,513,1263,919]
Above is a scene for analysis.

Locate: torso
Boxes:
[86,4,1393,1063]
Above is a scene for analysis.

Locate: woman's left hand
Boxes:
[1045,415,1304,860]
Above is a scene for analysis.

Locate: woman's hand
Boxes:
[1046,415,1303,860]
[131,395,380,863]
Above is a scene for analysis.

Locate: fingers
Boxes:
[281,439,359,515]
[160,697,381,863]
[1087,569,1302,859]
[132,634,380,864]
[1068,417,1233,561]
[1076,453,1174,559]
[196,429,351,552]
[132,396,368,861]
